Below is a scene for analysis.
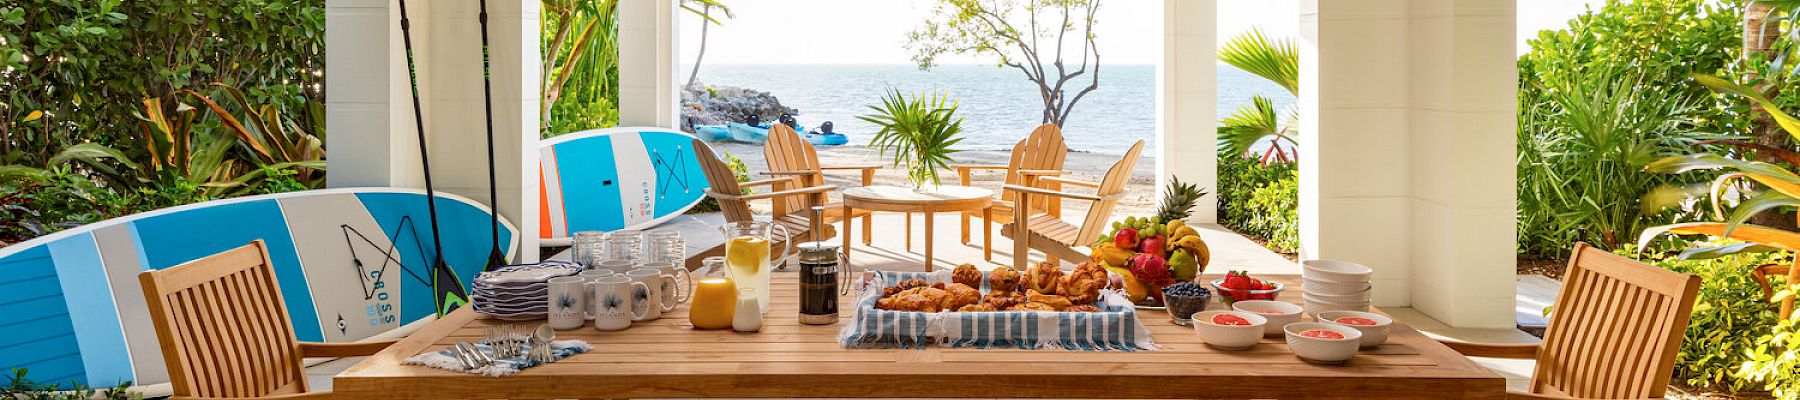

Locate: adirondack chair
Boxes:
[139,240,396,400]
[1003,140,1143,270]
[690,138,837,270]
[762,124,878,245]
[1440,242,1702,400]
[954,123,1070,261]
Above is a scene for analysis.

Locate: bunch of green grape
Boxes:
[1100,215,1167,244]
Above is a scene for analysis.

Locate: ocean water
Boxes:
[694,64,1296,155]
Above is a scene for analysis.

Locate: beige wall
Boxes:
[1299,0,1517,328]
[1159,0,1220,224]
[325,0,542,260]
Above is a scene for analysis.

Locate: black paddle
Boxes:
[478,0,507,271]
[397,0,469,317]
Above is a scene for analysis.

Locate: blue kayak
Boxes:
[693,125,731,142]
[724,122,771,143]
[803,131,849,146]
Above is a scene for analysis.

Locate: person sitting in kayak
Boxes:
[745,113,762,127]
[779,113,802,131]
[818,121,834,134]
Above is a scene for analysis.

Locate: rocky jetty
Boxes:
[680,83,799,132]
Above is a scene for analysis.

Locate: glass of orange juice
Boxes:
[688,257,736,329]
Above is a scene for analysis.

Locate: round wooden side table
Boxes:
[840,185,993,271]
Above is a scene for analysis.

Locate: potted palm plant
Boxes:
[858,89,964,190]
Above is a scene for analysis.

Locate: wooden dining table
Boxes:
[333,275,1506,399]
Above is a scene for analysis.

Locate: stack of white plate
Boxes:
[471,261,580,320]
[1301,260,1373,315]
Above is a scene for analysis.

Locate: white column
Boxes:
[1299,0,1515,328]
[1157,0,1219,224]
[326,0,542,261]
[618,0,680,127]
[1404,0,1516,329]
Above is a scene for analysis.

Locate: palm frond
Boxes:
[1219,28,1298,95]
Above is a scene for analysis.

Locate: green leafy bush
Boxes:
[1516,0,1740,258]
[1740,310,1800,399]
[1216,152,1297,253]
[4,368,139,400]
[1624,246,1787,393]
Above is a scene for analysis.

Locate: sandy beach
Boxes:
[708,142,1160,218]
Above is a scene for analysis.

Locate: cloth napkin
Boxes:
[404,339,591,377]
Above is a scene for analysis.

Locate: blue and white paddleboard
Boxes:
[538,127,710,246]
[0,188,516,387]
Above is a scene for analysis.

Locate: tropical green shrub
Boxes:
[543,0,620,137]
[1216,29,1297,162]
[859,89,965,188]
[3,368,139,400]
[1623,246,1787,392]
[1515,0,1740,258]
[1,0,326,165]
[1217,152,1297,253]
[1740,311,1800,399]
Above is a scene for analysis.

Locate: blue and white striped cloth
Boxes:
[837,270,1158,351]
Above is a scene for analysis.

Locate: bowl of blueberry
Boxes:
[1161,281,1213,326]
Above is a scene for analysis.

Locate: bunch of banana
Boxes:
[1163,220,1210,279]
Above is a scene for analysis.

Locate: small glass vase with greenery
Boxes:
[858,89,965,190]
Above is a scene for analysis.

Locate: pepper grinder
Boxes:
[797,206,844,325]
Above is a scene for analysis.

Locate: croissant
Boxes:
[1010,302,1059,312]
[1021,262,1063,294]
[942,283,981,310]
[1060,262,1109,305]
[952,263,983,288]
[981,290,1025,310]
[1025,289,1075,310]
[988,267,1022,292]
[877,287,951,312]
[884,278,931,297]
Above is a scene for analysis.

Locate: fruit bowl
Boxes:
[1161,282,1213,326]
[1210,278,1284,306]
[1284,322,1363,364]
[1231,299,1302,337]
[1191,310,1267,350]
[1317,311,1392,348]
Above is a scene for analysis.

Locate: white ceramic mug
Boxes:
[590,276,649,331]
[597,259,635,275]
[626,268,675,321]
[576,270,615,319]
[546,276,588,330]
[644,261,692,306]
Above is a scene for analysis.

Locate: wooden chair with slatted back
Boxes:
[955,123,1070,261]
[139,240,396,400]
[762,124,878,245]
[1440,242,1702,400]
[689,138,838,270]
[1003,140,1142,270]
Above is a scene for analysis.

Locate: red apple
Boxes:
[1139,235,1168,258]
[1113,228,1140,250]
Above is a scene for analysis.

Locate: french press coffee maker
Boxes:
[797,206,848,325]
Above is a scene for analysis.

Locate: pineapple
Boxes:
[1154,176,1207,222]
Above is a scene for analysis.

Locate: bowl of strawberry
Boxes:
[1210,271,1284,306]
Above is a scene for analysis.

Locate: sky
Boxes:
[676,0,1611,66]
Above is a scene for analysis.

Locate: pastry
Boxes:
[883,278,931,297]
[981,290,1025,310]
[1025,289,1075,310]
[942,283,981,310]
[877,287,951,312]
[952,263,983,288]
[956,303,998,312]
[988,267,1022,292]
[1060,262,1109,304]
[1010,302,1059,312]
[1021,261,1063,294]
[1064,305,1102,313]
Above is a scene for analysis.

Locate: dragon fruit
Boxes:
[1128,253,1172,287]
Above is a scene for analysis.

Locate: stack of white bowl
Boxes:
[1301,260,1373,315]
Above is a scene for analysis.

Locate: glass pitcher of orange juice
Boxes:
[688,256,736,330]
[721,221,789,313]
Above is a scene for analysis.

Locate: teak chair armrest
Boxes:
[739,177,800,188]
[1016,169,1068,177]
[1438,339,1540,359]
[299,340,399,358]
[950,164,1009,171]
[761,171,816,177]
[819,163,884,171]
[170,393,339,400]
[1001,184,1117,202]
[706,186,834,202]
[1039,176,1099,188]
